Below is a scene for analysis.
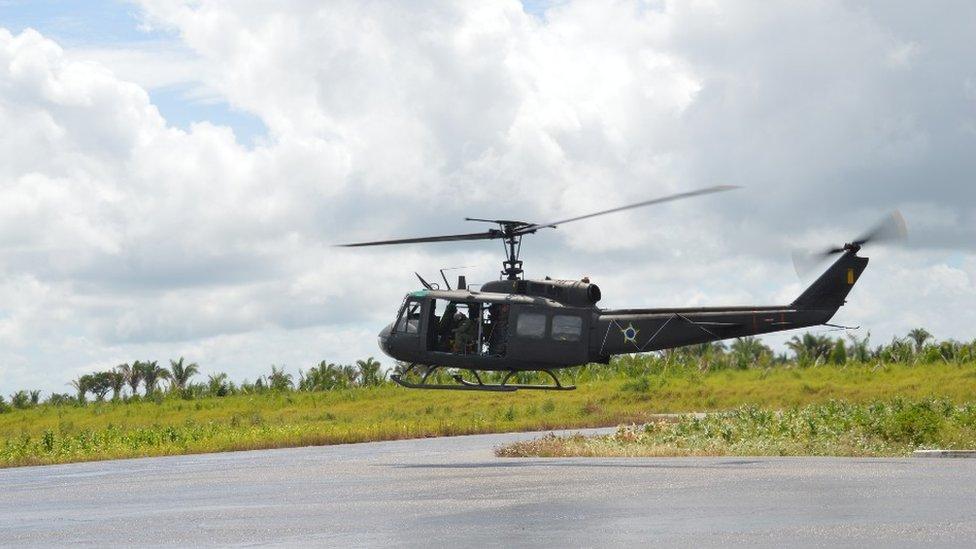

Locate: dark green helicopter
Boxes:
[340,187,906,391]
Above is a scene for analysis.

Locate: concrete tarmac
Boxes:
[2,428,975,547]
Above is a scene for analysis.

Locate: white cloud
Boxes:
[1,1,975,394]
[67,41,207,91]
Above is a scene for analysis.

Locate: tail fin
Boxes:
[791,251,869,311]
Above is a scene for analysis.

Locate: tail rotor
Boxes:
[792,210,907,277]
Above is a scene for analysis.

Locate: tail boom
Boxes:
[589,251,868,360]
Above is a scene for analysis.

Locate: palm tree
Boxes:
[356,357,384,387]
[846,332,872,363]
[907,328,932,354]
[730,337,771,367]
[139,360,170,396]
[679,341,726,371]
[785,336,803,360]
[117,362,140,397]
[207,373,230,397]
[108,370,125,401]
[90,371,114,401]
[268,366,293,391]
[70,374,93,404]
[46,393,71,406]
[300,361,348,391]
[340,364,359,386]
[9,390,30,409]
[879,337,914,363]
[686,341,727,357]
[168,357,200,392]
[829,338,847,364]
[786,333,833,363]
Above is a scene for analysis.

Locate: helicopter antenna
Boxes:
[338,185,739,280]
[437,265,478,290]
[414,272,436,290]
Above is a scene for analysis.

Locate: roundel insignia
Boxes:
[621,323,640,344]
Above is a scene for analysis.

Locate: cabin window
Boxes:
[551,315,582,342]
[516,312,547,338]
[395,300,422,334]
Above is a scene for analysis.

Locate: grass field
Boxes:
[3,361,976,467]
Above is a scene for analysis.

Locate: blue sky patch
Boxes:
[151,84,269,146]
[0,0,268,146]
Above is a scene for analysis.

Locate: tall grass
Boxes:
[496,398,976,457]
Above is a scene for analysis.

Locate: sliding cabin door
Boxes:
[507,306,588,365]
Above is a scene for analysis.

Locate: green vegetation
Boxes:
[495,398,976,458]
[2,330,976,467]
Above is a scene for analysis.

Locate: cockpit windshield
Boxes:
[395,299,422,334]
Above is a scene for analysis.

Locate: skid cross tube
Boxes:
[499,369,576,391]
[391,364,516,392]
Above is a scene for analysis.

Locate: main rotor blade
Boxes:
[336,230,500,247]
[464,217,531,226]
[514,185,740,234]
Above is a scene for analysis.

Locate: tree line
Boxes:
[669,327,972,369]
[616,328,975,371]
[0,357,384,412]
[2,328,974,412]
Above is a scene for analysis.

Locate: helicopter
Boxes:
[339,186,907,392]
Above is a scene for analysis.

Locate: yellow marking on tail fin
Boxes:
[847,268,855,284]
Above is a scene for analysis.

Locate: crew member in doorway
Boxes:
[488,304,509,356]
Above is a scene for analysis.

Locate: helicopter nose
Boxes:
[377,323,394,356]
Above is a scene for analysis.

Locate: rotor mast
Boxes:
[461,218,535,280]
[500,226,524,280]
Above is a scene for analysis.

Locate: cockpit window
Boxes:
[395,299,422,334]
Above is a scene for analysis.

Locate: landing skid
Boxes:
[390,364,576,392]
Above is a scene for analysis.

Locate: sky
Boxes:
[0,0,974,395]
